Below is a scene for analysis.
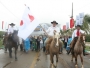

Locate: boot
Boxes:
[67,48,71,55]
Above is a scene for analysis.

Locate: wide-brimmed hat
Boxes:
[9,23,15,26]
[51,21,58,24]
[76,25,81,27]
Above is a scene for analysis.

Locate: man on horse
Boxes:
[43,21,60,54]
[7,23,18,44]
[68,25,86,56]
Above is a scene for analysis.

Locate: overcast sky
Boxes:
[0,0,90,30]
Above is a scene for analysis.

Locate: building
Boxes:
[30,23,50,36]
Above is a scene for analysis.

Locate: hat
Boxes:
[76,25,81,27]
[51,21,58,24]
[9,23,15,26]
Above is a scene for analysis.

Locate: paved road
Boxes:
[0,49,90,68]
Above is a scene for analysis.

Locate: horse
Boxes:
[5,30,19,61]
[49,31,61,68]
[71,33,85,68]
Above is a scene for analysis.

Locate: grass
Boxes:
[85,46,90,51]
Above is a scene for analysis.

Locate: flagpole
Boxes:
[39,24,49,37]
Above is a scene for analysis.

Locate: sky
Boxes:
[0,0,90,31]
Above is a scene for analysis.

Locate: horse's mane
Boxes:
[46,36,53,45]
[78,33,85,42]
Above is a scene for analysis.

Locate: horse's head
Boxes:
[53,31,60,46]
[79,33,85,43]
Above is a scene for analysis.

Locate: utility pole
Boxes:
[71,2,73,19]
[70,2,73,32]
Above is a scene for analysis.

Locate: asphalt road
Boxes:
[0,48,90,68]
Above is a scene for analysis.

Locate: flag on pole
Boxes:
[70,18,74,28]
[63,25,66,31]
[75,15,80,26]
[2,21,4,29]
[18,5,40,40]
[66,22,69,30]
[79,13,84,25]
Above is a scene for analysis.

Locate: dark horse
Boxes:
[49,31,61,68]
[4,30,19,61]
[71,33,85,68]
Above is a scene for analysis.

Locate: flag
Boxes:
[75,15,79,26]
[18,5,40,40]
[2,21,4,29]
[63,25,66,31]
[66,22,69,29]
[79,13,84,25]
[70,18,74,28]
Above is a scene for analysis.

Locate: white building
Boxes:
[30,23,50,36]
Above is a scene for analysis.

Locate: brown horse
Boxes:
[71,33,85,68]
[49,31,61,68]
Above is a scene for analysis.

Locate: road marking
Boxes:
[30,52,39,68]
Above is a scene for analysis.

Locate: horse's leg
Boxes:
[56,54,59,67]
[15,46,18,61]
[80,55,84,68]
[50,54,54,68]
[75,55,78,68]
[71,55,74,61]
[9,48,12,58]
[20,44,23,51]
[4,46,7,53]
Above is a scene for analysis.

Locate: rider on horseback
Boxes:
[68,25,86,56]
[43,21,60,54]
[7,23,18,44]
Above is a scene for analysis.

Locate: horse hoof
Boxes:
[71,59,73,62]
[15,58,18,61]
[10,56,12,58]
[75,65,78,68]
[4,51,7,53]
[81,65,84,68]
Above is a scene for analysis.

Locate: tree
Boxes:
[81,14,90,34]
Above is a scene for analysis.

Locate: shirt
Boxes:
[8,27,14,34]
[46,26,60,36]
[72,29,85,39]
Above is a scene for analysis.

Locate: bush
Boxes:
[85,34,90,42]
[0,31,5,38]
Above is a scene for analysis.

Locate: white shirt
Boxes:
[46,26,60,36]
[8,27,14,34]
[72,29,85,39]
[40,39,43,43]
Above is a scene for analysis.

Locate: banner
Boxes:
[2,21,4,29]
[66,22,69,29]
[70,18,74,28]
[63,25,66,31]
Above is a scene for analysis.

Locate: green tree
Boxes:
[81,14,90,34]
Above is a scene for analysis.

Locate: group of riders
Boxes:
[3,20,86,56]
